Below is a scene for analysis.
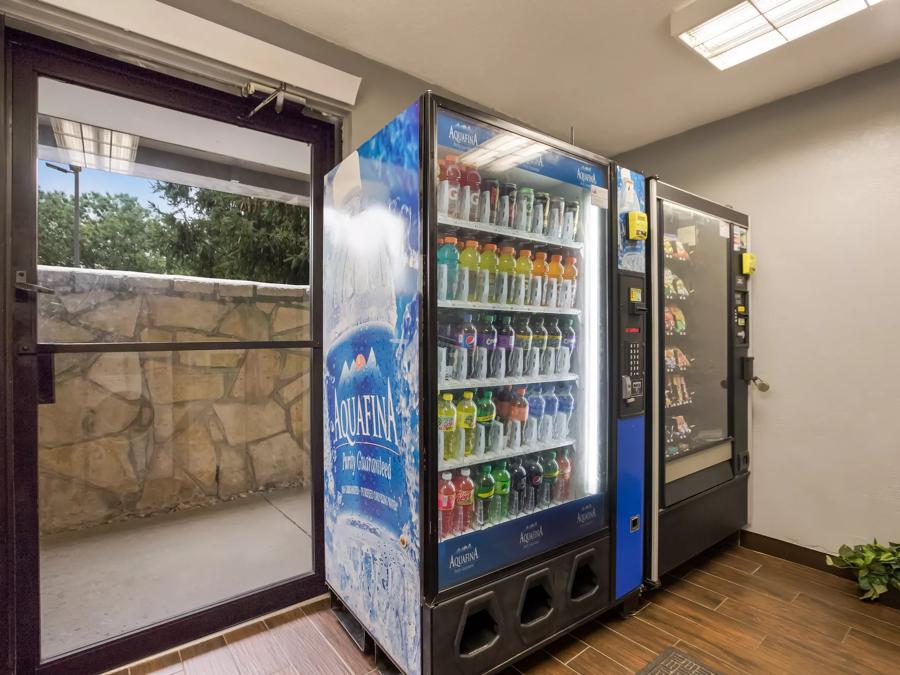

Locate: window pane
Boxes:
[37,78,312,343]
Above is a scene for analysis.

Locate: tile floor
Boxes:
[41,486,313,659]
[111,543,900,674]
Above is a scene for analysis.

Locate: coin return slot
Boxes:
[569,557,599,601]
[519,577,554,626]
[458,608,499,657]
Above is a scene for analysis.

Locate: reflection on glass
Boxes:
[37,78,312,344]
[434,111,608,543]
[661,202,729,460]
[38,348,312,657]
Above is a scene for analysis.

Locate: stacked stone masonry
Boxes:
[36,266,312,534]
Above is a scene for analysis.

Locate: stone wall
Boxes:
[36,266,312,534]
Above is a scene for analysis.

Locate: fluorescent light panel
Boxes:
[50,117,139,173]
[679,0,885,69]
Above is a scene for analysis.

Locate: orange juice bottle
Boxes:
[530,251,547,307]
[561,257,578,309]
[546,254,564,308]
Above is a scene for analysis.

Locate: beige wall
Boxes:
[619,59,900,554]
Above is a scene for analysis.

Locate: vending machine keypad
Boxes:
[619,273,646,417]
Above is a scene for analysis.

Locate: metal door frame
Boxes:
[2,29,336,675]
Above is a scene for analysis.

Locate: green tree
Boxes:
[152,183,310,285]
[38,189,168,273]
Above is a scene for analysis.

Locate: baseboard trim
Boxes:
[740,530,900,610]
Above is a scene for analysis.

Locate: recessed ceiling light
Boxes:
[673,0,886,70]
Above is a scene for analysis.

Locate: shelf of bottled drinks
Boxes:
[434,149,589,542]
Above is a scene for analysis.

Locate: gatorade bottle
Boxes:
[476,390,497,452]
[457,391,478,456]
[444,155,462,219]
[457,240,481,301]
[511,249,533,306]
[437,236,460,302]
[540,450,560,506]
[555,447,572,502]
[478,243,499,303]
[496,246,516,304]
[438,472,456,540]
[561,256,579,309]
[491,460,511,522]
[530,251,548,307]
[524,454,544,513]
[475,464,495,529]
[556,384,575,440]
[453,468,475,533]
[546,254,564,308]
[539,384,558,442]
[461,164,481,223]
[508,457,527,518]
[437,393,457,461]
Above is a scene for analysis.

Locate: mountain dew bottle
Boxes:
[490,460,511,521]
[475,464,495,529]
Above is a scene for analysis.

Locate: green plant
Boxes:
[826,540,900,600]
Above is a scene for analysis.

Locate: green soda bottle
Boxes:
[490,460,511,521]
[456,391,478,456]
[475,464,495,529]
[437,393,457,461]
[540,450,560,506]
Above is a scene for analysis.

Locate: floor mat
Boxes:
[639,646,719,674]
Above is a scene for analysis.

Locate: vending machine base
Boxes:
[330,535,612,675]
[657,473,748,576]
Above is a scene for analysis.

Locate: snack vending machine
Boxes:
[645,180,755,582]
[322,94,647,675]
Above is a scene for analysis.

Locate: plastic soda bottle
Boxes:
[457,313,477,378]
[496,246,516,304]
[475,464,495,529]
[510,249,533,305]
[444,155,462,219]
[524,385,545,445]
[457,240,481,301]
[457,391,478,456]
[546,318,562,350]
[460,164,481,223]
[540,450,560,507]
[490,460,511,522]
[561,256,578,309]
[437,236,459,302]
[514,315,533,354]
[478,243,499,303]
[478,314,497,351]
[530,251,547,307]
[438,472,457,540]
[437,393,457,461]
[539,384,557,442]
[495,385,513,420]
[560,319,577,372]
[476,390,497,452]
[496,316,515,372]
[508,458,527,518]
[545,254,563,308]
[556,384,575,439]
[453,468,476,534]
[524,454,544,512]
[555,447,572,502]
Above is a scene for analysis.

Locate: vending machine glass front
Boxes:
[433,109,610,590]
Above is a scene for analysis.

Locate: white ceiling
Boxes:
[234,0,900,155]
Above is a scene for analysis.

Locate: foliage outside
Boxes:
[826,540,900,600]
[38,181,310,285]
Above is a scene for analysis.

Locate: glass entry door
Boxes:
[659,200,733,499]
[7,34,333,674]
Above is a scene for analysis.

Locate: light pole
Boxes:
[45,162,82,266]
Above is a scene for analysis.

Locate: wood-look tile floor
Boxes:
[114,544,900,675]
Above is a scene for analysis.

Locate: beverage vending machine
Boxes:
[323,94,647,675]
[644,179,755,583]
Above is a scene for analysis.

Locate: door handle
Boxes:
[15,270,55,296]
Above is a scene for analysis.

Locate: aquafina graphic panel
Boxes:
[323,100,421,675]
[617,166,646,273]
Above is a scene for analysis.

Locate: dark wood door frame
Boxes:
[2,29,335,675]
